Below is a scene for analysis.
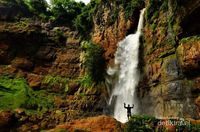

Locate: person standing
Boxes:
[124,103,134,120]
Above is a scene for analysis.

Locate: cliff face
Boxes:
[1,0,200,131]
[92,0,144,65]
[0,19,106,131]
[139,0,200,119]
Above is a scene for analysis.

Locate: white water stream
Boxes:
[107,9,145,123]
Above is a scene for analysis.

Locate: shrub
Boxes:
[24,0,53,21]
[124,115,159,132]
[73,0,100,36]
[51,0,85,26]
[81,41,106,83]
[122,0,145,19]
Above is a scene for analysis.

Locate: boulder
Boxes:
[47,115,124,132]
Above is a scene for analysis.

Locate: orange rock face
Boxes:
[92,4,139,66]
[177,40,200,72]
[47,115,124,132]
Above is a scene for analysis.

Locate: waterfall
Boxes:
[107,9,145,123]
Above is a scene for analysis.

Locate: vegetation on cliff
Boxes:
[0,76,54,113]
[81,41,105,83]
[125,115,200,132]
[1,0,200,131]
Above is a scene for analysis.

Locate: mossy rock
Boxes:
[0,76,54,113]
[180,36,200,44]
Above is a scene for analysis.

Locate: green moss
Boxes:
[42,75,69,90]
[180,36,200,43]
[0,76,29,109]
[0,76,54,112]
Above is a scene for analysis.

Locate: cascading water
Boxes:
[107,9,145,123]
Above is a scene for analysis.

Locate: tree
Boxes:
[74,0,100,36]
[25,0,48,15]
[51,0,85,25]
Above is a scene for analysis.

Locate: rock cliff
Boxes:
[0,19,106,131]
[92,0,144,65]
[0,0,200,131]
[138,0,200,119]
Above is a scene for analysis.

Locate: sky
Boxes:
[46,0,90,5]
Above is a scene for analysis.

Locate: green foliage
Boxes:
[146,0,163,21]
[24,0,50,20]
[0,76,30,109]
[22,90,54,112]
[125,115,200,132]
[42,75,69,91]
[180,35,200,43]
[0,76,54,112]
[107,5,119,25]
[0,0,24,6]
[122,0,145,19]
[81,41,106,83]
[73,0,100,36]
[124,115,159,132]
[51,0,85,25]
[78,74,93,88]
[25,0,48,14]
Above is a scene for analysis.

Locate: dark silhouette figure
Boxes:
[124,103,134,120]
